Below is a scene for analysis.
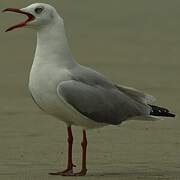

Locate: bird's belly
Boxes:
[30,81,106,128]
[30,81,70,123]
[29,66,73,124]
[29,66,107,128]
[30,83,106,128]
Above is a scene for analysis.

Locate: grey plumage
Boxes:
[57,65,152,125]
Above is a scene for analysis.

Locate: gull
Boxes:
[3,3,175,176]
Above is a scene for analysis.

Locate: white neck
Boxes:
[33,17,76,68]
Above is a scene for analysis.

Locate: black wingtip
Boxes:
[164,113,176,117]
[165,112,176,117]
[149,104,176,118]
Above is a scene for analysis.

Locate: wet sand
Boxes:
[0,0,179,179]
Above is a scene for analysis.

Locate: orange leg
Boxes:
[50,128,88,176]
[49,126,76,176]
[74,129,88,176]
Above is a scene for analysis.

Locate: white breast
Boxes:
[29,63,72,123]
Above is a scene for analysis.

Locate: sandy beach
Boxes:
[0,0,179,179]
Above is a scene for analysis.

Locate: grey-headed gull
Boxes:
[3,3,175,176]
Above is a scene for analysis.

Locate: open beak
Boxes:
[2,8,35,32]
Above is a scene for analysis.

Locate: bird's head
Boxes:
[3,3,61,32]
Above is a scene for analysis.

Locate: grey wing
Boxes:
[57,80,151,125]
[116,85,156,104]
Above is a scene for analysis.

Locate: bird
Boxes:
[3,3,175,176]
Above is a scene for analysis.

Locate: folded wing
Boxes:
[57,80,151,125]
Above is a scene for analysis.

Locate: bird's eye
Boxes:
[35,7,44,14]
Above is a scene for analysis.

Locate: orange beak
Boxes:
[3,8,35,32]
